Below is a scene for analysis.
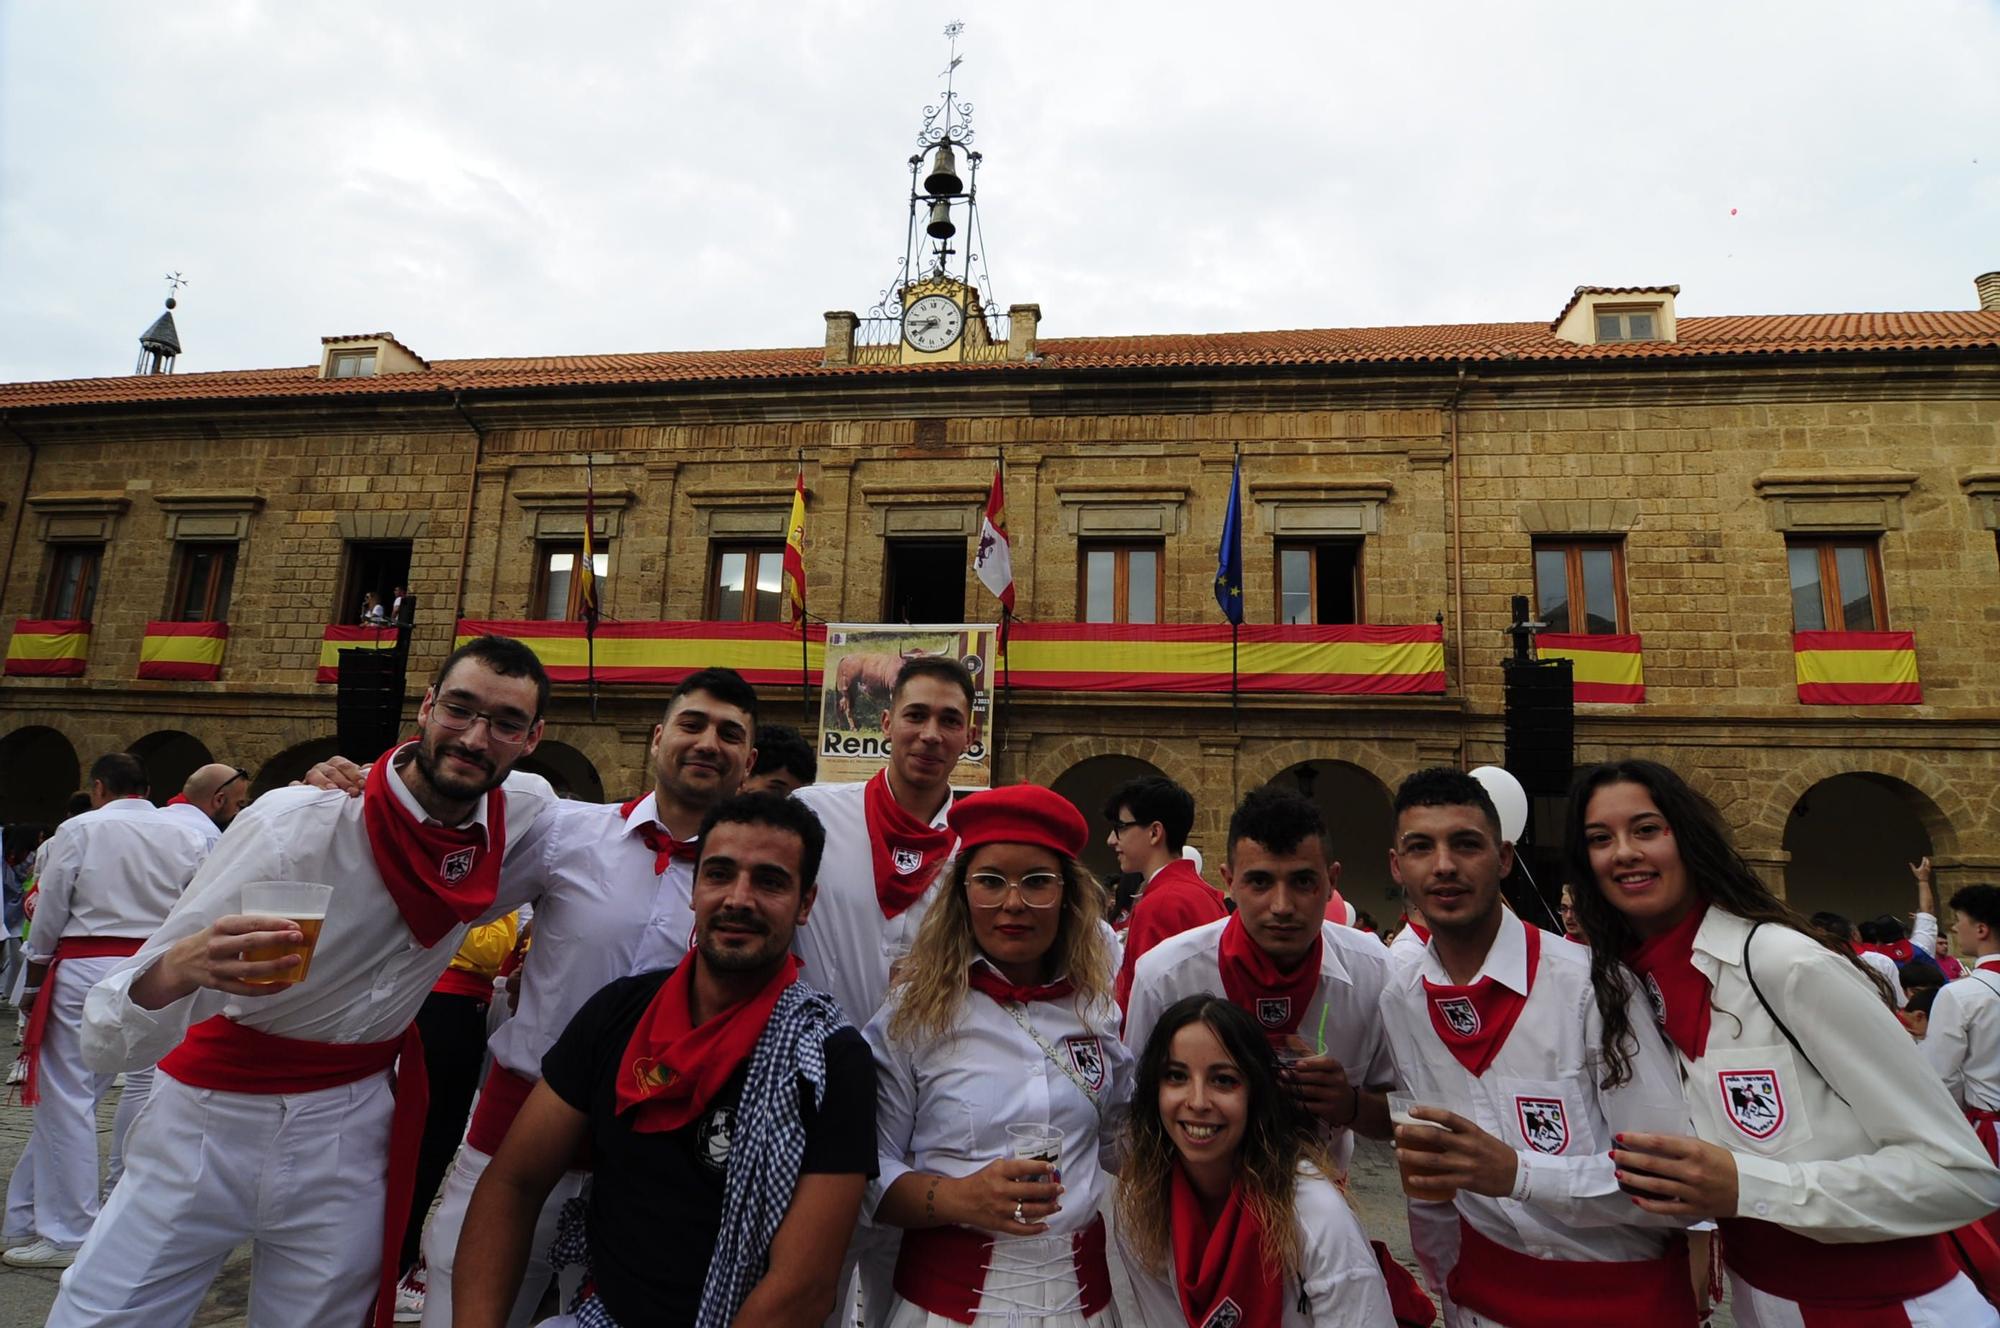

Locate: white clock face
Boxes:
[902,295,964,352]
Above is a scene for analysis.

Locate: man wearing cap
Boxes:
[159,763,251,852]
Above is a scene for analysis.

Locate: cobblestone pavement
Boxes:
[1,1002,1734,1327]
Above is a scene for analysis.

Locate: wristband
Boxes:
[1335,1085,1360,1128]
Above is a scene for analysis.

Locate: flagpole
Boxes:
[585,452,598,722]
[791,454,811,739]
[1230,444,1241,732]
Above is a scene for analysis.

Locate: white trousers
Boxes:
[1726,1267,1998,1328]
[420,1140,584,1328]
[45,1070,392,1328]
[826,1220,902,1328]
[3,953,135,1247]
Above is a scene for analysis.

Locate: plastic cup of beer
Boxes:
[1388,1092,1453,1199]
[1613,1098,1693,1196]
[1007,1123,1063,1181]
[239,881,333,986]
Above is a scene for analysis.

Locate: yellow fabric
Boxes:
[1537,644,1644,687]
[1006,634,1443,679]
[454,630,827,674]
[1794,647,1919,687]
[5,629,89,662]
[447,910,520,978]
[139,632,227,667]
[317,634,395,670]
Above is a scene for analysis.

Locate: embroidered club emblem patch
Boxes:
[1255,997,1291,1028]
[1643,974,1667,1026]
[1066,1035,1106,1090]
[1435,995,1480,1037]
[439,847,477,884]
[1200,1299,1243,1328]
[892,847,923,875]
[1718,1070,1785,1140]
[1516,1096,1570,1154]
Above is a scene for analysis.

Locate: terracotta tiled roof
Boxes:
[1550,284,1681,328]
[3,310,1997,411]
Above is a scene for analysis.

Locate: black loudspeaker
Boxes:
[1503,657,1575,797]
[336,648,406,762]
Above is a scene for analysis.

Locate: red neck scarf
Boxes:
[615,954,799,1133]
[619,794,700,875]
[1170,1163,1284,1328]
[968,963,1075,1007]
[863,769,954,919]
[1215,912,1322,1039]
[165,794,192,807]
[1403,916,1432,945]
[1422,918,1540,1077]
[1978,957,2000,974]
[1623,903,1713,1061]
[360,743,506,948]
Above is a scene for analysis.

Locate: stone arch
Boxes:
[1780,771,1946,920]
[128,730,215,806]
[517,739,605,802]
[1240,737,1403,803]
[251,736,342,799]
[1749,750,1964,863]
[0,725,81,827]
[1256,758,1398,921]
[1048,753,1171,883]
[1025,733,1183,791]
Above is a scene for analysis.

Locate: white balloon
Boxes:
[1469,766,1530,844]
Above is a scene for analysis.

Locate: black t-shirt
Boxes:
[541,968,878,1328]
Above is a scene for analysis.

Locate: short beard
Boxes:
[697,909,787,974]
[414,736,503,801]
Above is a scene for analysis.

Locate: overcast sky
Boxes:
[2,1,1997,383]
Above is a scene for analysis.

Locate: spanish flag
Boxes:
[1537,633,1645,704]
[456,620,827,686]
[317,624,399,683]
[4,619,89,677]
[137,621,228,681]
[1795,631,1921,705]
[1006,623,1446,696]
[782,472,808,625]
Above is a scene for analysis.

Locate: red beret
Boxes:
[947,784,1089,861]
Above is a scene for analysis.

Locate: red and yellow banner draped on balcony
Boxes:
[137,621,229,681]
[3,619,90,677]
[1536,633,1645,704]
[1794,631,1921,705]
[317,624,400,683]
[451,620,1446,696]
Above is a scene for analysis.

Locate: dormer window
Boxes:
[1594,306,1661,343]
[318,333,429,379]
[329,349,378,378]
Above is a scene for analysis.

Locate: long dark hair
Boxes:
[1116,995,1332,1281]
[1563,759,1881,1088]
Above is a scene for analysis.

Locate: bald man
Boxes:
[159,765,249,850]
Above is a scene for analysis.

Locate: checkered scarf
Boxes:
[552,980,851,1328]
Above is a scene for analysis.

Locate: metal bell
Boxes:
[925,199,956,239]
[924,144,963,197]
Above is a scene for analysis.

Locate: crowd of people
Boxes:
[4,634,2000,1328]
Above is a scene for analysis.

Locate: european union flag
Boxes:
[1214,456,1244,625]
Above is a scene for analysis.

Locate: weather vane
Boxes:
[164,271,188,298]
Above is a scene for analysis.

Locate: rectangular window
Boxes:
[1594,307,1660,343]
[883,538,966,623]
[535,542,610,621]
[336,541,412,625]
[1079,542,1161,624]
[1533,540,1627,634]
[329,350,377,378]
[1787,538,1885,631]
[170,543,239,622]
[42,545,103,620]
[1275,541,1362,625]
[708,543,787,622]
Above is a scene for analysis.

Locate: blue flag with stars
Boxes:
[1214,456,1244,624]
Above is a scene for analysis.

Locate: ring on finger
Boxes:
[1013,1201,1024,1224]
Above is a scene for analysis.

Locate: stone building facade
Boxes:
[3,282,1998,925]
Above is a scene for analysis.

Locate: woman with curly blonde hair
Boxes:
[864,783,1131,1327]
[1117,994,1397,1327]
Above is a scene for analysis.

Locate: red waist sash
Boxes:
[465,1063,537,1155]
[1448,1216,1696,1328]
[1719,1218,1958,1311]
[160,1016,427,1328]
[19,936,145,1105]
[1968,1107,2000,1166]
[431,967,496,1002]
[893,1214,1111,1325]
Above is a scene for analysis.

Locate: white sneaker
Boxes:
[392,1267,426,1322]
[4,1056,24,1086]
[0,1230,37,1252]
[2,1238,78,1268]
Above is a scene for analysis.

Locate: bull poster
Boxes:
[817,623,998,788]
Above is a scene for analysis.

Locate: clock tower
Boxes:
[822,22,1039,368]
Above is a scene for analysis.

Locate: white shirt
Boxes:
[1117,1165,1395,1328]
[791,780,951,1030]
[27,798,209,961]
[1681,909,2000,1238]
[486,792,696,1080]
[1858,950,1907,1008]
[159,800,223,852]
[82,766,556,1073]
[1921,961,2000,1113]
[1914,911,1940,957]
[864,965,1133,1240]
[1378,915,1691,1263]
[1388,923,1428,974]
[1126,918,1395,1175]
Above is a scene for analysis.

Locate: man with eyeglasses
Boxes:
[1101,774,1223,1012]
[159,763,251,849]
[4,752,207,1269]
[47,636,562,1328]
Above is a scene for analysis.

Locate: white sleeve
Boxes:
[862,1000,919,1222]
[1094,999,1136,1175]
[24,824,81,962]
[1122,952,1170,1053]
[1912,912,1940,956]
[1295,1176,1397,1328]
[1920,984,1974,1107]
[80,799,296,1073]
[1732,947,2000,1238]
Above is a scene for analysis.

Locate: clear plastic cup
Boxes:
[1612,1097,1695,1196]
[239,880,334,986]
[1388,1092,1453,1200]
[1007,1122,1063,1179]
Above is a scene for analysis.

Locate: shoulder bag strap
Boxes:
[1743,921,1851,1108]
